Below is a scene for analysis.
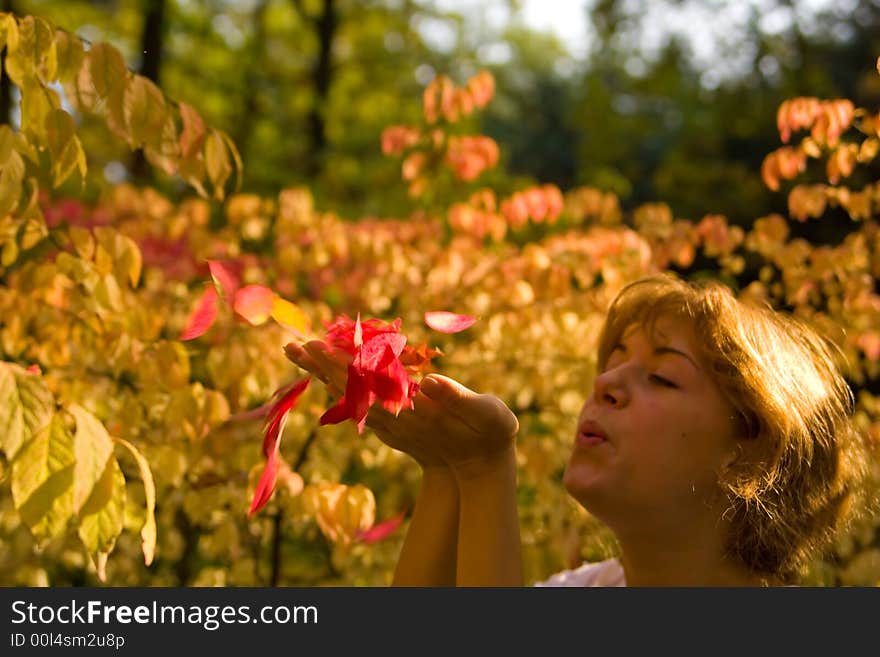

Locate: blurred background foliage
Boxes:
[4,0,880,229]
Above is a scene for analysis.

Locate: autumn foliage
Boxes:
[1,11,880,587]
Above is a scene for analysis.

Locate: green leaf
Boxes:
[11,413,76,543]
[0,362,54,461]
[77,457,125,582]
[115,437,156,567]
[69,404,115,514]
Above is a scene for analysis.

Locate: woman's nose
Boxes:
[592,367,628,407]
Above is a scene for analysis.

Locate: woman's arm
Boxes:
[392,466,459,586]
[454,446,523,586]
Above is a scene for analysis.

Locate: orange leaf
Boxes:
[233,284,275,325]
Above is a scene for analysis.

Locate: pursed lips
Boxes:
[576,418,609,446]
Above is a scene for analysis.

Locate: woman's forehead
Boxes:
[620,315,696,346]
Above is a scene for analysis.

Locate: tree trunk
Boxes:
[1,0,15,126]
[131,0,167,181]
[233,0,269,163]
[305,0,336,178]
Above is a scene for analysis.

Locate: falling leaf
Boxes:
[179,284,218,340]
[357,510,406,544]
[233,284,275,325]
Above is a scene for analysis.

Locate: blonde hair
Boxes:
[596,274,873,582]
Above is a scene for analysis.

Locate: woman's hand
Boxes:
[284,340,519,473]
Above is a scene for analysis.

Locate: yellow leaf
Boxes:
[271,297,311,334]
[124,75,167,149]
[0,124,14,162]
[77,457,125,581]
[221,131,243,193]
[0,13,19,54]
[205,129,232,201]
[20,214,48,250]
[4,15,56,85]
[144,114,180,176]
[69,226,95,261]
[20,81,61,142]
[11,413,76,543]
[0,149,25,217]
[178,102,205,157]
[87,42,128,100]
[0,362,55,461]
[114,437,157,567]
[45,108,81,187]
[53,28,85,84]
[33,16,57,83]
[68,405,115,514]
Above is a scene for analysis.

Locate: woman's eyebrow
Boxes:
[611,341,700,373]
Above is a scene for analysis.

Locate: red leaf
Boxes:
[234,285,275,325]
[262,377,312,457]
[324,315,402,355]
[180,284,218,340]
[208,259,241,302]
[359,333,407,370]
[319,396,352,426]
[249,447,280,516]
[424,311,477,333]
[357,511,406,544]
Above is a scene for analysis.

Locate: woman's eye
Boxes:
[649,374,676,388]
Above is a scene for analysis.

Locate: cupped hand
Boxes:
[284,340,519,472]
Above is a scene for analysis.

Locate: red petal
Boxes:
[234,285,275,325]
[357,511,406,544]
[354,312,363,349]
[180,284,219,340]
[345,365,375,434]
[319,395,352,425]
[262,377,312,457]
[371,358,411,415]
[359,334,407,371]
[249,447,280,516]
[207,260,241,302]
[424,311,477,333]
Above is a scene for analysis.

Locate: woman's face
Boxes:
[564,315,741,530]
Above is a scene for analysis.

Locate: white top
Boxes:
[534,558,626,587]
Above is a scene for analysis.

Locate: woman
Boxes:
[286,274,872,586]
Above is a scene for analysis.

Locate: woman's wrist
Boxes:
[450,443,517,485]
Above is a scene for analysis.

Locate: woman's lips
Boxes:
[576,432,608,447]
